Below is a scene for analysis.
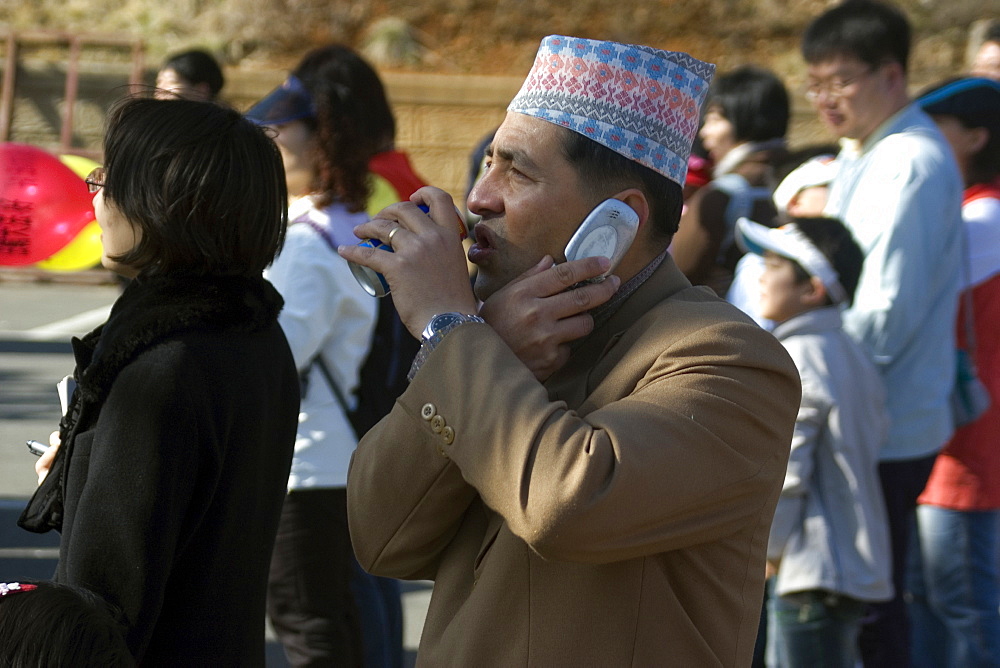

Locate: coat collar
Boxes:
[770,306,843,341]
[73,274,284,405]
[857,102,936,155]
[545,252,700,405]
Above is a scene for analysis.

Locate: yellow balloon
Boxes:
[59,154,101,180]
[34,154,102,271]
[366,173,401,219]
[36,220,103,272]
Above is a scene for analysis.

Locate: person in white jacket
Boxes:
[248,49,381,666]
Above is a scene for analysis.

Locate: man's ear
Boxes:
[804,276,828,306]
[882,61,907,97]
[967,126,990,156]
[612,188,650,229]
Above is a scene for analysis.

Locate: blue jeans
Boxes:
[908,505,1000,668]
[860,454,937,668]
[768,589,865,668]
[349,560,404,668]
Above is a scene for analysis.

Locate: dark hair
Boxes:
[561,129,684,241]
[918,77,1000,186]
[774,143,841,184]
[802,0,911,73]
[0,581,134,667]
[102,97,288,277]
[958,118,1000,186]
[161,50,225,99]
[706,66,790,143]
[986,21,1000,45]
[787,216,864,306]
[293,45,396,211]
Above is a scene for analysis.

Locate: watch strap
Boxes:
[407,313,484,382]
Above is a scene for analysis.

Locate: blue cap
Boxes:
[918,77,1000,134]
[245,75,316,126]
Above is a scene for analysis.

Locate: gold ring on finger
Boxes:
[387,225,401,246]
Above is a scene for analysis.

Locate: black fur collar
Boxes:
[73,273,284,404]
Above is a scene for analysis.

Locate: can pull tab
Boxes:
[417,203,469,239]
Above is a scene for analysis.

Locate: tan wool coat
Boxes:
[348,254,800,667]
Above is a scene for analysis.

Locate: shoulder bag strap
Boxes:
[296,217,354,418]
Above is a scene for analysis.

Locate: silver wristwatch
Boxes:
[407,312,485,382]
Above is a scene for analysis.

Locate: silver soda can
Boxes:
[348,238,392,297]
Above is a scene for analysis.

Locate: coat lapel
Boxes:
[545,254,695,411]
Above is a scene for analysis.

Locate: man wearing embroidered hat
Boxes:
[342,35,800,666]
[736,216,892,667]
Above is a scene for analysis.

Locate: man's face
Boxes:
[972,41,1000,82]
[466,113,598,301]
[806,54,893,143]
[154,68,209,101]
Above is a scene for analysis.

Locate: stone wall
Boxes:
[4,56,857,203]
[3,57,521,202]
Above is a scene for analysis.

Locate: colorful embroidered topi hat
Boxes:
[508,35,715,187]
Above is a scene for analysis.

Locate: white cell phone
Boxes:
[563,198,639,282]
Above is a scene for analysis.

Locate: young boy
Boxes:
[736,216,893,667]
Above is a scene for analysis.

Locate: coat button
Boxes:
[441,426,455,445]
[431,414,446,434]
[435,443,448,458]
[421,403,436,421]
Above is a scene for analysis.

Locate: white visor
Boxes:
[735,217,847,304]
[772,155,838,213]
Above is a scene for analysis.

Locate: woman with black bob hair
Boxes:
[98,97,288,276]
[672,64,790,298]
[19,96,301,665]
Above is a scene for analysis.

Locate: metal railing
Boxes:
[0,30,145,155]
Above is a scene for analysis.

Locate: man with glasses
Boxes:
[800,2,964,666]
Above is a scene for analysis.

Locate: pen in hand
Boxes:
[26,440,50,457]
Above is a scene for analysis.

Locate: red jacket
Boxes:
[920,181,1000,510]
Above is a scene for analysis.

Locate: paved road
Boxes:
[0,274,428,665]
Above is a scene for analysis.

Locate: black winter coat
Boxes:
[19,273,300,666]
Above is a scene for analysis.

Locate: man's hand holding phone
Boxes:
[480,255,620,382]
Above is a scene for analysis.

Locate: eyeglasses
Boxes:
[804,67,874,102]
[85,167,105,193]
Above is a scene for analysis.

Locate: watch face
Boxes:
[422,312,483,341]
[428,313,465,338]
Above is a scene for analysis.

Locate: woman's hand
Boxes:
[36,431,61,485]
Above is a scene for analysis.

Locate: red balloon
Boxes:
[0,143,96,266]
